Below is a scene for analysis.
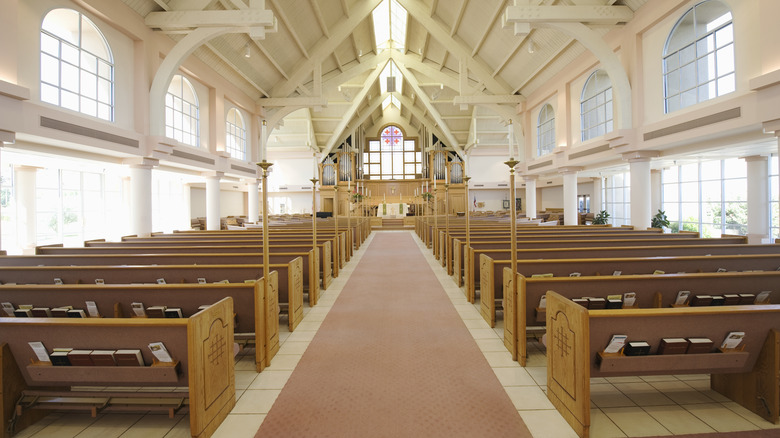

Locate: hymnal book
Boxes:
[538,295,547,309]
[13,308,32,317]
[131,302,146,317]
[653,270,665,275]
[197,278,207,284]
[657,338,688,355]
[755,291,771,304]
[612,271,622,276]
[18,305,33,310]
[148,342,174,363]
[710,295,725,306]
[1,302,14,316]
[717,268,727,273]
[67,350,94,366]
[156,278,166,284]
[569,272,581,277]
[572,298,589,307]
[622,292,637,307]
[606,295,623,309]
[214,279,229,284]
[723,294,741,305]
[67,309,86,318]
[28,342,51,363]
[674,291,690,306]
[689,295,713,307]
[85,301,99,317]
[720,331,745,350]
[145,305,167,318]
[531,273,553,278]
[588,297,606,309]
[164,308,183,318]
[95,279,105,285]
[114,349,144,366]
[31,307,52,317]
[90,350,116,366]
[603,334,627,354]
[53,278,63,285]
[51,307,72,317]
[49,349,71,366]
[624,341,651,356]
[738,293,756,305]
[686,337,714,354]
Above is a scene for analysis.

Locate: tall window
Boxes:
[40,8,114,121]
[363,125,421,180]
[537,104,555,157]
[770,155,779,240]
[662,159,747,237]
[580,70,613,142]
[225,108,247,160]
[663,1,734,113]
[603,172,630,226]
[165,75,200,147]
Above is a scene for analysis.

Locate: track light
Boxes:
[527,41,535,54]
[244,43,251,58]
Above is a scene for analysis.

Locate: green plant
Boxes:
[592,210,610,225]
[650,209,670,229]
[421,192,434,201]
[350,191,363,203]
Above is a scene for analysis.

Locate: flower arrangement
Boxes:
[421,192,434,201]
[350,191,363,202]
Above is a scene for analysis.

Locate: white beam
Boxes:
[269,0,310,59]
[505,5,633,25]
[259,96,329,107]
[450,0,468,37]
[310,0,330,38]
[472,0,506,57]
[453,95,524,105]
[145,10,274,30]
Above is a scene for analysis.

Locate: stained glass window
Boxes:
[363,125,420,180]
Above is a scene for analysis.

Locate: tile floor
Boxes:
[11,230,780,437]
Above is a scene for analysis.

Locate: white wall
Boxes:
[469,155,511,185]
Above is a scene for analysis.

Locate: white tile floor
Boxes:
[12,230,780,437]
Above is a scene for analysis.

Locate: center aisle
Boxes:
[254,232,532,437]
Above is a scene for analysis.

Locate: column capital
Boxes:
[558,166,583,175]
[123,157,159,169]
[202,171,225,179]
[741,155,769,163]
[523,175,539,182]
[621,150,660,163]
[13,165,43,172]
[145,136,178,155]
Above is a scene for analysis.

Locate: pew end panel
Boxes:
[287,257,304,332]
[265,271,280,367]
[479,254,496,327]
[453,239,463,287]
[502,267,517,361]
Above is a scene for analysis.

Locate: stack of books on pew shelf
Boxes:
[624,341,651,356]
[677,291,770,307]
[28,343,145,366]
[145,305,184,318]
[685,337,714,354]
[657,338,688,355]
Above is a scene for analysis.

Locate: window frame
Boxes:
[165,74,201,147]
[225,107,247,160]
[537,103,556,157]
[580,70,613,142]
[362,125,421,180]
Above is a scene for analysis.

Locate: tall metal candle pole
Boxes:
[505,118,520,363]
[444,182,450,270]
[464,175,471,266]
[310,175,318,304]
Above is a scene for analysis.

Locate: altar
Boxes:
[376,202,408,218]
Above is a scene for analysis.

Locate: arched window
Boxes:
[165,75,200,147]
[225,107,246,160]
[663,1,734,113]
[580,70,613,142]
[537,104,555,157]
[40,8,114,121]
[363,125,421,180]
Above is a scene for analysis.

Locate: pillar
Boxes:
[591,177,603,213]
[651,169,662,217]
[205,172,223,231]
[560,167,581,225]
[14,165,38,253]
[126,158,157,238]
[744,155,769,244]
[247,178,260,223]
[524,176,537,218]
[629,158,652,229]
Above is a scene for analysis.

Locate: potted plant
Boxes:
[651,209,670,230]
[592,210,610,225]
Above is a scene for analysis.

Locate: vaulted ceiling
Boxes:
[123,0,646,159]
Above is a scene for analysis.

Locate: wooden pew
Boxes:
[0,297,236,438]
[477,253,780,327]
[546,291,780,437]
[0,280,272,372]
[507,271,780,366]
[463,236,749,302]
[0,261,302,333]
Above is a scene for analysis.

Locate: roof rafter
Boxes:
[310,0,330,38]
[268,0,310,59]
[471,0,506,57]
[450,0,468,37]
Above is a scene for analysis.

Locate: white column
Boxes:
[591,177,603,213]
[204,172,223,230]
[650,169,662,216]
[247,178,260,223]
[128,162,154,237]
[560,167,581,225]
[629,157,652,230]
[524,176,537,218]
[744,155,769,244]
[14,166,38,253]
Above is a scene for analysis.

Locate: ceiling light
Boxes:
[527,41,535,54]
[244,43,251,58]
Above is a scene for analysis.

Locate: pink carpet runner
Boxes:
[255,232,532,437]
